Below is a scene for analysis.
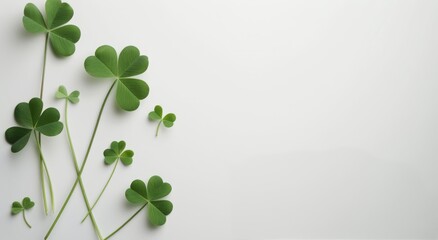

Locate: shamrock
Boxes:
[11,197,35,228]
[148,105,176,137]
[81,141,134,222]
[104,141,134,165]
[125,176,173,226]
[84,45,150,111]
[22,0,81,56]
[55,85,80,103]
[5,97,64,153]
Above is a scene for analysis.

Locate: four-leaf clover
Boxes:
[5,97,64,153]
[11,197,35,228]
[148,105,176,137]
[84,45,150,111]
[22,0,81,56]
[125,176,173,226]
[55,85,80,103]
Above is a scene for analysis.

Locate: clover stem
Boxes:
[33,131,55,215]
[104,204,147,240]
[155,120,162,137]
[81,159,119,223]
[40,33,48,99]
[45,100,105,240]
[22,211,31,229]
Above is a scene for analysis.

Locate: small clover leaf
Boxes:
[125,176,173,226]
[11,197,35,228]
[103,140,134,166]
[81,141,135,223]
[84,45,150,111]
[5,98,64,152]
[148,105,176,137]
[55,85,80,103]
[22,0,81,56]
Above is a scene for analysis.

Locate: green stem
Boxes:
[155,120,162,137]
[22,211,31,229]
[39,151,48,215]
[45,81,116,240]
[40,33,48,99]
[104,204,147,240]
[33,131,55,215]
[81,159,119,223]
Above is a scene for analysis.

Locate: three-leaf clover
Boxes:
[5,97,64,153]
[84,45,149,111]
[55,85,80,103]
[11,197,35,228]
[104,141,134,166]
[148,105,176,137]
[82,141,134,223]
[22,0,81,56]
[125,176,173,226]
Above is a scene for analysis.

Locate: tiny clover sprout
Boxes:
[148,105,176,137]
[22,0,81,56]
[81,141,134,223]
[55,85,80,103]
[11,197,35,228]
[84,45,149,111]
[104,176,173,239]
[5,98,63,153]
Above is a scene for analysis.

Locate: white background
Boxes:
[1,0,438,239]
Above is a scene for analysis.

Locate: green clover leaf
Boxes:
[125,176,173,226]
[84,45,150,111]
[22,0,81,56]
[104,140,134,166]
[5,97,63,153]
[148,105,176,137]
[55,85,80,103]
[11,197,35,228]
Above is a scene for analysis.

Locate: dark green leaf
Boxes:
[35,108,63,136]
[163,113,176,128]
[125,179,148,204]
[22,3,46,33]
[147,176,172,201]
[22,197,35,210]
[45,0,73,29]
[118,46,149,78]
[104,149,118,165]
[11,202,23,215]
[49,25,80,56]
[120,150,134,166]
[84,45,117,77]
[5,127,32,153]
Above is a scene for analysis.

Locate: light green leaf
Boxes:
[163,113,176,128]
[55,85,68,99]
[22,197,35,210]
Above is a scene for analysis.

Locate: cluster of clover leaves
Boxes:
[5,0,177,239]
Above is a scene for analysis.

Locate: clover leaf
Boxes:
[81,141,135,223]
[5,97,64,153]
[125,176,173,226]
[84,45,150,111]
[22,0,81,56]
[104,140,134,166]
[148,105,176,137]
[55,85,80,103]
[11,197,35,228]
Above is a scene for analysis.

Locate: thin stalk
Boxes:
[33,131,55,215]
[38,33,50,214]
[22,211,31,229]
[40,33,48,99]
[45,81,117,240]
[155,120,162,137]
[82,159,119,223]
[104,204,147,240]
